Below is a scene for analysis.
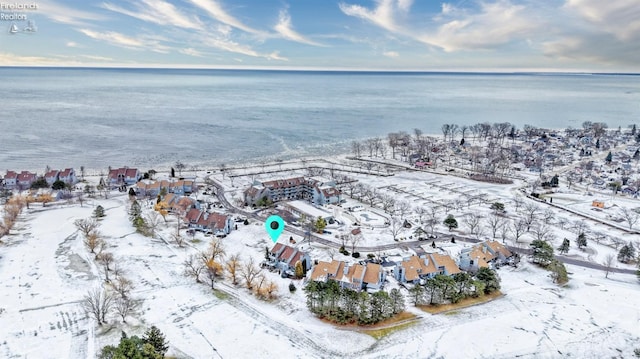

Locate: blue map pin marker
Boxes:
[265,215,285,243]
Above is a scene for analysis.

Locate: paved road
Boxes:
[205,177,638,276]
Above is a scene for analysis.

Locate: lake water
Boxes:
[1,67,638,172]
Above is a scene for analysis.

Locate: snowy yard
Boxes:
[1,162,639,358]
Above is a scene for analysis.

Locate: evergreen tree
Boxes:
[475,267,501,294]
[617,243,636,263]
[129,200,142,221]
[490,202,505,213]
[550,174,559,187]
[632,124,637,136]
[314,216,327,234]
[409,284,425,306]
[389,288,405,314]
[99,334,162,359]
[605,151,612,162]
[142,326,169,357]
[531,239,554,266]
[30,177,49,189]
[558,238,570,254]
[633,149,640,160]
[52,180,66,190]
[548,259,568,284]
[443,214,458,231]
[595,138,600,149]
[577,233,587,249]
[93,205,106,219]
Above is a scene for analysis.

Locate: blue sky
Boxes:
[1,0,639,71]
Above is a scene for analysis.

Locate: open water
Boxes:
[1,67,638,171]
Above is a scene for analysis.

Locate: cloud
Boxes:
[420,1,540,52]
[565,0,640,41]
[539,0,640,67]
[200,36,287,60]
[274,9,323,46]
[180,48,204,57]
[102,0,203,30]
[66,41,80,48]
[339,0,402,33]
[80,55,114,61]
[0,52,60,65]
[383,51,399,57]
[37,0,105,26]
[79,29,171,53]
[187,0,264,35]
[80,29,144,48]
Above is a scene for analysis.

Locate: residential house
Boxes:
[45,168,77,186]
[244,176,341,206]
[44,170,60,186]
[362,263,385,291]
[108,167,140,188]
[309,259,386,291]
[3,171,17,189]
[136,179,196,198]
[394,253,461,284]
[267,243,312,276]
[458,240,513,271]
[184,209,232,236]
[163,193,198,213]
[6,171,38,190]
[58,168,77,185]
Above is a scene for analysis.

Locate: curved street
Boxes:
[205,177,638,276]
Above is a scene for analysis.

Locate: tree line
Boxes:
[304,280,404,325]
[408,268,500,306]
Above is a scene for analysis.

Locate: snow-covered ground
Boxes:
[1,160,639,358]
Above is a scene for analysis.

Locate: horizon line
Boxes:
[1,64,639,75]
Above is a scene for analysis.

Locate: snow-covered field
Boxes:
[1,162,639,358]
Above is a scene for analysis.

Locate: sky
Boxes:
[0,0,639,72]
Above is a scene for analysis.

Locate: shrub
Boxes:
[289,282,296,293]
[352,252,360,258]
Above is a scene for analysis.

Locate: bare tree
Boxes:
[84,230,103,255]
[114,296,137,323]
[144,211,163,237]
[463,213,483,239]
[349,233,361,253]
[82,288,114,325]
[542,208,555,225]
[111,275,134,299]
[203,237,226,263]
[415,206,427,225]
[183,254,205,283]
[75,218,100,238]
[171,232,185,247]
[618,207,639,230]
[388,216,403,241]
[426,207,439,236]
[572,219,589,236]
[512,195,524,213]
[380,194,396,214]
[523,202,540,231]
[241,257,262,289]
[531,223,554,242]
[97,252,115,282]
[205,258,223,289]
[487,213,505,239]
[602,253,615,279]
[351,140,363,157]
[225,253,241,285]
[510,219,527,243]
[394,201,411,220]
